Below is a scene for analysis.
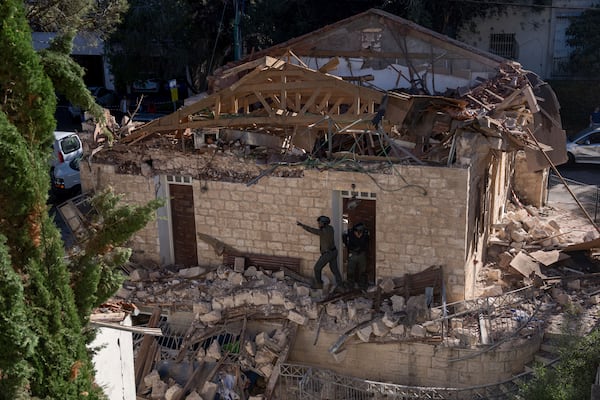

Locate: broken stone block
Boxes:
[273,270,285,280]
[220,295,235,309]
[452,327,478,346]
[206,340,221,360]
[390,295,405,313]
[302,303,319,320]
[356,325,372,342]
[295,284,310,297]
[268,290,285,306]
[255,348,276,364]
[143,369,161,387]
[115,287,132,299]
[372,319,389,337]
[195,347,206,361]
[382,313,399,328]
[165,384,183,400]
[234,290,252,307]
[551,287,571,306]
[193,301,212,315]
[379,277,395,293]
[151,380,168,399]
[425,323,441,334]
[390,324,405,336]
[284,299,296,310]
[199,310,222,324]
[255,332,268,347]
[245,340,256,357]
[244,266,258,278]
[326,302,344,319]
[129,268,149,282]
[287,310,308,325]
[179,267,204,278]
[272,329,287,346]
[430,307,442,320]
[257,363,274,378]
[248,396,264,400]
[410,324,427,337]
[228,272,245,286]
[185,391,203,400]
[200,382,218,400]
[510,228,528,243]
[211,298,223,311]
[251,290,269,306]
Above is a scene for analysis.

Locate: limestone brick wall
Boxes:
[80,164,161,265]
[289,327,542,388]
[514,151,549,207]
[83,160,471,301]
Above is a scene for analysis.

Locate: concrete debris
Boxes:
[121,202,600,400]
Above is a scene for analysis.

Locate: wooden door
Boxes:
[169,184,198,266]
[342,198,376,284]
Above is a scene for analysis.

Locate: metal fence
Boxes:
[277,362,530,400]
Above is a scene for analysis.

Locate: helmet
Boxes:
[353,222,365,232]
[317,215,331,225]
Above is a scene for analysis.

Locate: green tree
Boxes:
[520,329,600,400]
[566,7,600,77]
[0,1,161,397]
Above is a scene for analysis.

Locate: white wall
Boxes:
[456,1,598,79]
[91,316,136,400]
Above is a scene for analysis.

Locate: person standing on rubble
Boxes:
[297,215,344,290]
[343,222,370,290]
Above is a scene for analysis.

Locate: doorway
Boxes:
[342,191,376,285]
[169,181,198,266]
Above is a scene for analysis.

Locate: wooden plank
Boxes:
[135,308,162,393]
[264,323,298,399]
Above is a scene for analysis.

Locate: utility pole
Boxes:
[233,0,242,60]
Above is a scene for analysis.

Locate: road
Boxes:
[548,163,600,222]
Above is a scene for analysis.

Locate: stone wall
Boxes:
[514,151,549,208]
[289,327,542,388]
[81,163,161,265]
[82,160,472,301]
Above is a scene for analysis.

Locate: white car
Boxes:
[566,126,600,164]
[50,131,83,196]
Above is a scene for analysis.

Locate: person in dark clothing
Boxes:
[342,222,370,290]
[297,215,344,289]
[590,106,600,127]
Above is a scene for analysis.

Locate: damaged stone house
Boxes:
[76,8,581,399]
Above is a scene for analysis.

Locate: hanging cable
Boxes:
[208,0,229,76]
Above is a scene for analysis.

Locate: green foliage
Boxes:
[566,7,600,77]
[25,0,128,40]
[70,188,163,319]
[547,79,600,135]
[39,32,105,120]
[1,0,155,398]
[0,234,35,399]
[519,329,600,400]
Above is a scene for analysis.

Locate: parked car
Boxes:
[50,131,83,196]
[52,154,82,196]
[68,86,118,121]
[566,126,600,165]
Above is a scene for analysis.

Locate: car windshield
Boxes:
[60,136,81,154]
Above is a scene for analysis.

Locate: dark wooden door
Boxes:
[343,198,376,284]
[170,184,198,266]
